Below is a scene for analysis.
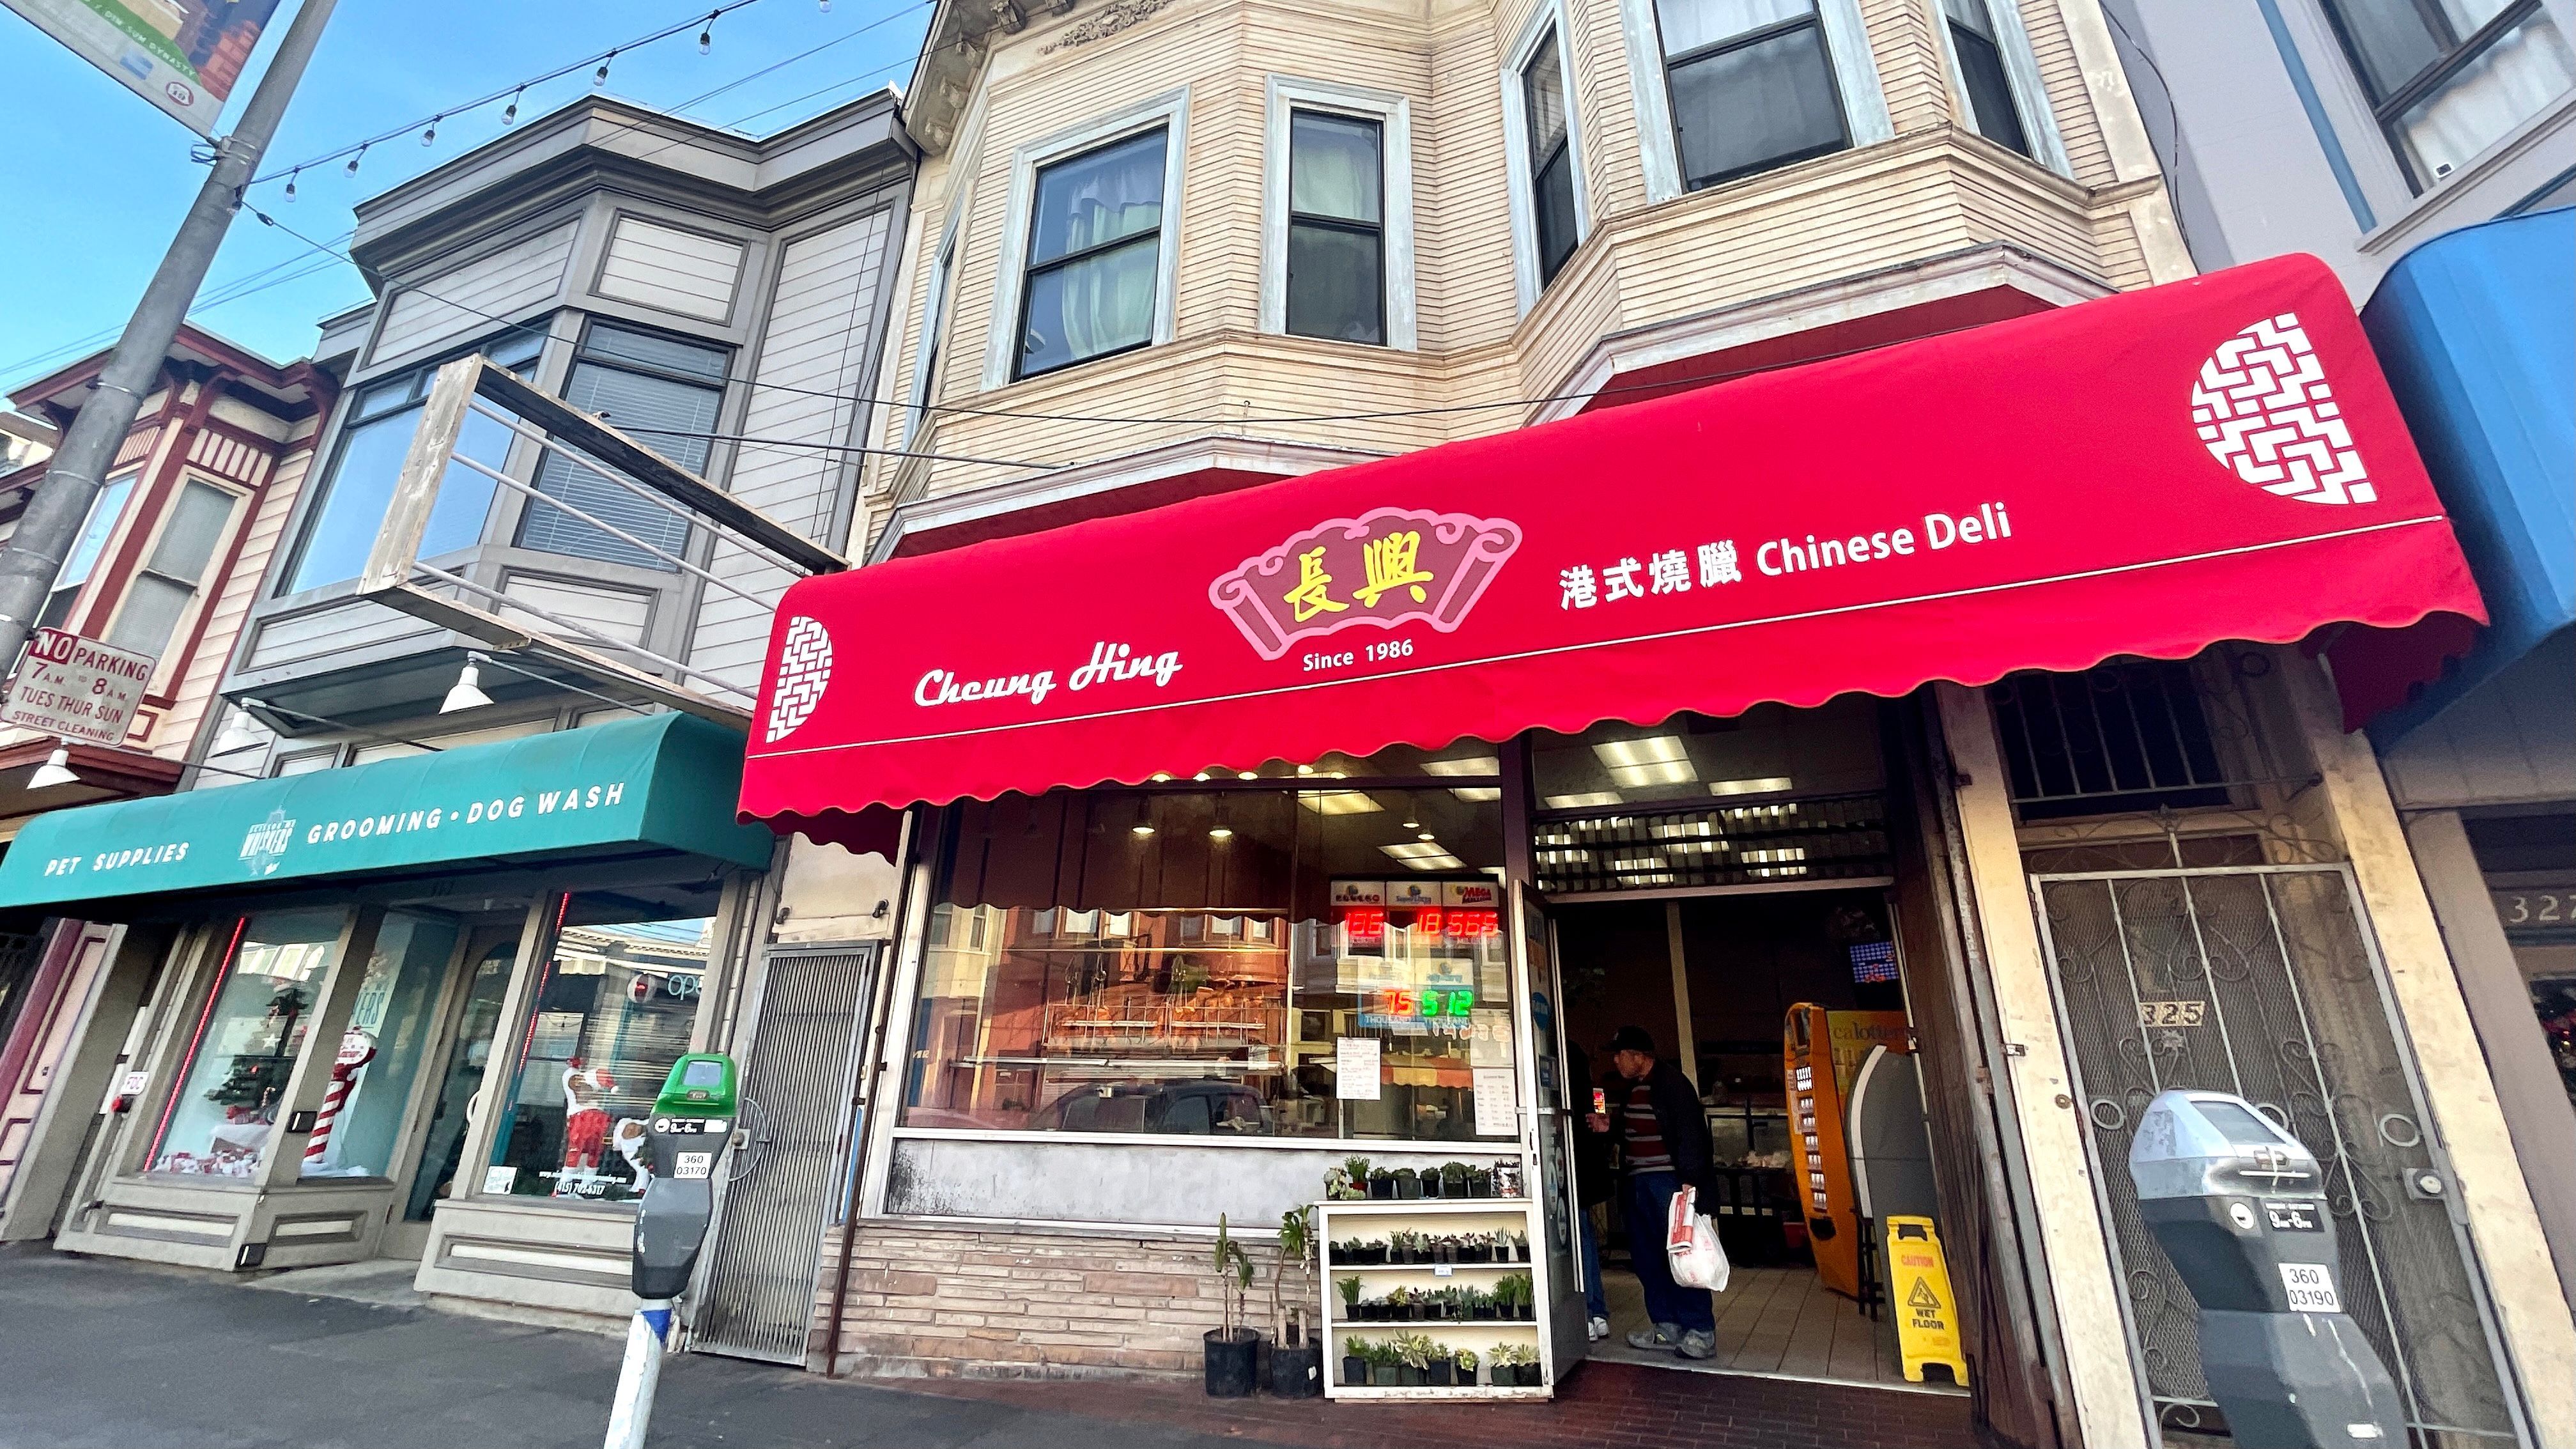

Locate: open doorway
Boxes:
[1553,886,1957,1391]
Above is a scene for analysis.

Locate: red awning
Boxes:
[743,254,2483,850]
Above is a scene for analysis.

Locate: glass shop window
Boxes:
[295,911,459,1179]
[148,910,348,1176]
[900,744,1516,1143]
[484,910,711,1205]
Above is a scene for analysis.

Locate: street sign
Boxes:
[3,0,283,135]
[2,627,152,747]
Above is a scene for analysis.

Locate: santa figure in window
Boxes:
[558,1062,615,1194]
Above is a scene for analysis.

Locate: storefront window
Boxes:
[406,942,517,1220]
[300,912,459,1179]
[149,910,346,1177]
[484,907,711,1205]
[902,761,1515,1143]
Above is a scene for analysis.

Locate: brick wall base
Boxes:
[811,1221,1311,1381]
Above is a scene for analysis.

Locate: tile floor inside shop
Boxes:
[1592,1262,1952,1391]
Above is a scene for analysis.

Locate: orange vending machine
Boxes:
[1782,1003,1908,1298]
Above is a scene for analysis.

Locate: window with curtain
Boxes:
[1286,111,1387,345]
[39,474,134,630]
[1016,128,1169,379]
[1523,31,1581,286]
[1655,0,1848,189]
[1943,0,2032,157]
[104,479,237,662]
[2322,0,2574,187]
[518,323,726,570]
[285,329,544,594]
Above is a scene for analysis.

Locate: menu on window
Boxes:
[1473,1067,1517,1136]
[1335,1035,1382,1100]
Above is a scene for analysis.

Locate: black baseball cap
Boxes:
[1607,1026,1655,1055]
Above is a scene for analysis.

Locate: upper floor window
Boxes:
[104,478,240,667]
[1286,111,1387,345]
[285,329,544,594]
[1943,0,2031,156]
[1524,31,1582,286]
[906,230,960,443]
[519,322,727,570]
[1654,0,1849,189]
[2321,0,2574,187]
[41,474,134,630]
[1015,128,1169,379]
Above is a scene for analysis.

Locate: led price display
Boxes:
[1371,986,1478,1020]
[1336,905,1500,944]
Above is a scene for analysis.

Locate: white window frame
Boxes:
[904,219,963,444]
[982,89,1192,391]
[101,472,249,694]
[1260,76,1418,350]
[1617,0,1894,203]
[1502,1,1594,316]
[1927,0,2072,176]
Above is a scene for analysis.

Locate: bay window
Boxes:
[285,330,543,594]
[520,323,727,570]
[38,474,133,630]
[1285,111,1387,344]
[1014,128,1169,379]
[1655,0,1848,188]
[1523,30,1582,286]
[2321,0,2575,187]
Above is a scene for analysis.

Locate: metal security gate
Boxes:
[2031,865,2526,1446]
[691,945,877,1363]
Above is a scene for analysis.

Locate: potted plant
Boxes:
[1392,1165,1421,1199]
[1455,1348,1479,1386]
[1495,1273,1532,1321]
[1419,1164,1444,1198]
[1341,1335,1371,1387]
[1337,1276,1362,1321]
[1203,1214,1260,1398]
[1490,1342,1540,1386]
[1510,1230,1531,1262]
[1426,1344,1456,1386]
[1441,1161,1470,1197]
[1368,1168,1396,1200]
[1396,1333,1434,1386]
[1465,1285,1494,1321]
[1270,1205,1323,1398]
[1368,1337,1402,1385]
[1467,1165,1493,1198]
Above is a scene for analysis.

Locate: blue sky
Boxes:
[0,0,930,390]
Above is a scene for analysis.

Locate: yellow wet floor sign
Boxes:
[1885,1216,1969,1386]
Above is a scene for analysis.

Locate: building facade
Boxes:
[0,91,916,1333]
[0,327,332,1239]
[707,0,2574,1446]
[2105,0,2576,1338]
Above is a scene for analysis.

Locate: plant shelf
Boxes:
[1318,1197,1564,1402]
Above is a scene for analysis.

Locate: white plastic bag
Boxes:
[1665,1183,1732,1292]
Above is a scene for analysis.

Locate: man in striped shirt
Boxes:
[1607,1025,1718,1358]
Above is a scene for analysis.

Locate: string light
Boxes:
[698,11,718,52]
[596,50,616,86]
[283,167,299,200]
[420,114,441,146]
[344,143,366,176]
[503,86,524,125]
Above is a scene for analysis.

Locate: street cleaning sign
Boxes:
[1,627,152,746]
[3,0,283,134]
[1885,1215,1970,1386]
[0,711,775,914]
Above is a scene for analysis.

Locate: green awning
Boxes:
[0,713,773,915]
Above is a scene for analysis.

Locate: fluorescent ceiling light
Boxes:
[1592,736,1696,789]
[1380,841,1466,870]
[1423,756,1500,776]
[1543,791,1622,809]
[1708,776,1794,796]
[1298,791,1381,815]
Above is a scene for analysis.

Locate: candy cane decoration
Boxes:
[304,1030,377,1168]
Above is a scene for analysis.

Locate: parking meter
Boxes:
[631,1053,738,1301]
[2128,1089,2404,1448]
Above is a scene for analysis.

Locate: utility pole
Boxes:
[0,0,339,664]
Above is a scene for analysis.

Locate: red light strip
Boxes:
[144,915,249,1169]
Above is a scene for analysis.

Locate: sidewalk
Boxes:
[0,1245,1974,1448]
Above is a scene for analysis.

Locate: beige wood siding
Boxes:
[151,425,319,763]
[594,215,748,322]
[374,222,579,366]
[689,208,897,694]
